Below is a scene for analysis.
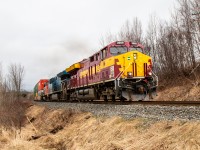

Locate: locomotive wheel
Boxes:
[111,95,116,102]
[148,87,157,100]
[103,95,108,102]
[40,96,43,101]
[57,94,61,100]
[48,95,52,101]
[44,96,48,101]
[120,98,125,102]
[119,91,125,102]
[120,95,125,102]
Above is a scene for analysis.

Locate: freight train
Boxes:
[34,41,158,101]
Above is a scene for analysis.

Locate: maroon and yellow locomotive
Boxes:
[61,41,157,101]
[34,41,157,101]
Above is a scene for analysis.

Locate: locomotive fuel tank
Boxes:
[76,88,96,100]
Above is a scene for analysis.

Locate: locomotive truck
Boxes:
[34,41,158,101]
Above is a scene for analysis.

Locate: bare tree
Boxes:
[145,14,160,72]
[118,17,143,43]
[190,0,200,55]
[99,31,117,47]
[99,17,143,47]
[8,63,25,99]
[0,63,28,131]
[131,17,143,43]
[176,0,196,68]
[0,63,3,89]
[0,63,3,101]
[118,20,132,41]
[144,0,200,79]
[99,0,199,81]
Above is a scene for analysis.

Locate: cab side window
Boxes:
[101,49,107,60]
[95,53,99,61]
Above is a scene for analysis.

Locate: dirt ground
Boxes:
[0,105,200,150]
[155,76,200,101]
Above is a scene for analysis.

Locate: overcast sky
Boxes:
[0,0,175,91]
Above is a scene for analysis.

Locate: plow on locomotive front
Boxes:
[34,41,158,101]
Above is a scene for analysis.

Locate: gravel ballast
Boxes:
[35,101,200,121]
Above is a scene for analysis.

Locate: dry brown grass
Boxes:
[1,105,200,150]
[156,75,200,101]
[0,95,32,129]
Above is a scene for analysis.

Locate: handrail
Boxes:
[115,62,132,90]
[152,70,158,86]
[115,62,132,80]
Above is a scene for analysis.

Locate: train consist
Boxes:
[34,41,158,101]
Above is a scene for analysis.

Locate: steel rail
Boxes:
[34,100,200,106]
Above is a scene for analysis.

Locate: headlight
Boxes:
[127,72,132,77]
[131,42,137,47]
[133,53,137,60]
[116,41,125,45]
[147,65,152,76]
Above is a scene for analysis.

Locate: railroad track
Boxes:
[34,100,200,106]
[34,99,200,120]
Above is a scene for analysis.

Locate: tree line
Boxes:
[100,0,200,79]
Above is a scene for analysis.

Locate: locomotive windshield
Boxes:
[110,46,127,56]
[130,47,143,53]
